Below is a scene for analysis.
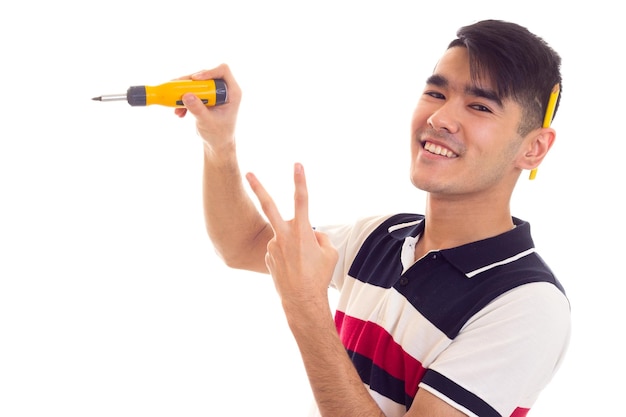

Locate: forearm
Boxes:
[284,299,386,417]
[202,143,272,273]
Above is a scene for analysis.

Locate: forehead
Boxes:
[432,46,494,91]
[430,46,506,108]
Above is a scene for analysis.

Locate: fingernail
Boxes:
[183,93,196,104]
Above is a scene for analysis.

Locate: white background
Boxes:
[1,1,623,415]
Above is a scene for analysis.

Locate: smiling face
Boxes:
[410,46,529,200]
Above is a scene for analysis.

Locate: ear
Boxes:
[516,127,556,170]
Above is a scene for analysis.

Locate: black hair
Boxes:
[449,20,562,135]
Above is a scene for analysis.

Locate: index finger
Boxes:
[245,172,286,233]
[293,163,311,231]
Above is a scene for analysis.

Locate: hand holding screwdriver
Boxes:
[175,64,242,154]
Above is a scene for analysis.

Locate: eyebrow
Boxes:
[425,74,503,108]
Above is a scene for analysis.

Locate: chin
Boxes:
[409,171,429,192]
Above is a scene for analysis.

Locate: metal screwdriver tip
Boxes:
[92,96,102,101]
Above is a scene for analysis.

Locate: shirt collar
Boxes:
[388,216,535,278]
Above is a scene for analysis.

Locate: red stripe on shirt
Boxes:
[510,407,530,417]
[335,310,426,397]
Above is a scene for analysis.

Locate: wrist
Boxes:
[282,295,335,333]
[203,138,237,165]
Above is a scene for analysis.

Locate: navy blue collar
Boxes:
[388,215,535,278]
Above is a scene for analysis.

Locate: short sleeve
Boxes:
[419,282,571,416]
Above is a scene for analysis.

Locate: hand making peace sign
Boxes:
[245,163,339,312]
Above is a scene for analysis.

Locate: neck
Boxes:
[415,190,515,260]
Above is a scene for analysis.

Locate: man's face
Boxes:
[410,46,527,198]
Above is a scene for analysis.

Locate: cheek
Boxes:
[410,138,420,161]
[410,111,429,156]
[410,104,429,133]
[410,125,426,159]
[465,122,502,156]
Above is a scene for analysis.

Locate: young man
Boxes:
[176,19,570,417]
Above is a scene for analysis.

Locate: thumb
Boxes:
[181,93,209,118]
[315,231,337,253]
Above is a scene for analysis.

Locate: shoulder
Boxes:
[317,213,422,252]
[473,281,570,330]
[425,282,571,414]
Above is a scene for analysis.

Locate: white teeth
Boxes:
[424,142,458,158]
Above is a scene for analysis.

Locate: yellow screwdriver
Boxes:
[92,79,227,107]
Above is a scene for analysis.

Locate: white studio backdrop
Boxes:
[1,1,623,416]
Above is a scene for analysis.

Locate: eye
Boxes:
[425,91,445,100]
[469,103,493,113]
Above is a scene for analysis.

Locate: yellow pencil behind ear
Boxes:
[529,83,560,180]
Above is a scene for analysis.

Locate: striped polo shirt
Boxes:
[314,213,570,417]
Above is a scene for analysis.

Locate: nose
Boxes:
[427,102,460,133]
